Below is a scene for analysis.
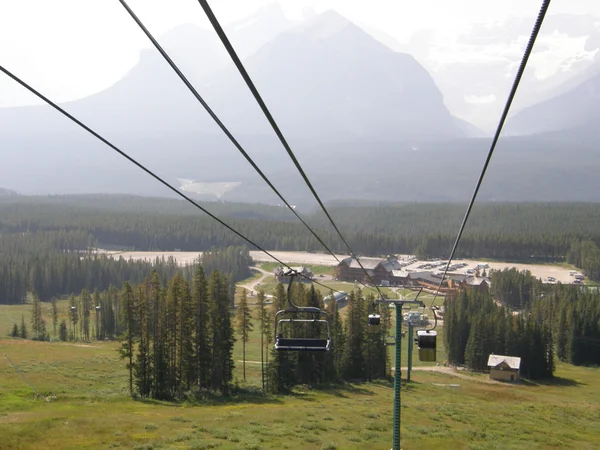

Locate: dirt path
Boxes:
[396,365,503,384]
[237,267,271,296]
[238,360,503,385]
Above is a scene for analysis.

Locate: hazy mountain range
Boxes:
[1,5,599,204]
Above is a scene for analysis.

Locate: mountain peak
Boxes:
[158,23,213,50]
[292,9,353,40]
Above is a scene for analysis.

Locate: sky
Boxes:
[1,0,600,108]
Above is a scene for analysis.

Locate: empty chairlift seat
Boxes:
[275,336,331,352]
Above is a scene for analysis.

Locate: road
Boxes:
[238,267,271,296]
[237,360,503,385]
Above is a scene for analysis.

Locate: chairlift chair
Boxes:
[416,330,437,362]
[274,269,332,352]
[367,313,381,334]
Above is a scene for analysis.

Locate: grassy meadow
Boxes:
[1,337,599,449]
[1,272,598,449]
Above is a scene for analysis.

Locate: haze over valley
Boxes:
[2,2,600,203]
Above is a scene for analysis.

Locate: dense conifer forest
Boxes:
[0,230,251,305]
[444,268,600,376]
[3,195,600,304]
[3,196,600,262]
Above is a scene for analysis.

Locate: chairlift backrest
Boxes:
[417,330,436,362]
[368,314,381,326]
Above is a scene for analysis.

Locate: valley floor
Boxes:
[1,338,599,450]
[100,250,579,284]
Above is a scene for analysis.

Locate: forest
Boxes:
[3,196,600,262]
[4,196,600,304]
[489,268,600,367]
[12,263,391,399]
[443,268,600,377]
[443,287,554,380]
[0,228,251,305]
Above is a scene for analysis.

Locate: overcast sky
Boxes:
[1,0,599,107]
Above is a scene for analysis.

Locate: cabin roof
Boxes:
[487,354,521,370]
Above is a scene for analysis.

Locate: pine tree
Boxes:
[192,266,211,390]
[119,282,136,396]
[10,323,19,337]
[342,290,367,380]
[208,271,236,394]
[269,283,296,393]
[51,297,58,339]
[30,292,44,340]
[236,288,253,381]
[134,285,151,397]
[69,294,78,341]
[256,290,270,392]
[556,304,568,361]
[177,275,194,393]
[81,288,91,342]
[19,314,28,339]
[325,291,346,382]
[59,319,68,341]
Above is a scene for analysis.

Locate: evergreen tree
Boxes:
[19,314,28,339]
[51,297,59,339]
[192,266,211,390]
[81,288,92,342]
[208,271,236,394]
[325,291,346,382]
[69,294,78,341]
[119,282,136,396]
[59,319,68,341]
[134,285,151,397]
[256,290,272,392]
[269,283,296,393]
[236,288,253,380]
[30,292,44,340]
[342,290,367,380]
[10,323,19,337]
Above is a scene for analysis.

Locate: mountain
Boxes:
[411,14,600,132]
[208,10,464,141]
[504,70,600,136]
[224,3,296,59]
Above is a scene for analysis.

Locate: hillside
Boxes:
[505,69,600,136]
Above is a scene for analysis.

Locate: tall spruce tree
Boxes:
[119,282,136,395]
[256,290,269,392]
[208,271,236,394]
[192,265,211,390]
[269,283,296,393]
[236,288,253,380]
[51,297,58,339]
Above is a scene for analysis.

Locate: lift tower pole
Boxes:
[375,291,424,450]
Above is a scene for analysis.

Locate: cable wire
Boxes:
[117,0,341,264]
[0,64,345,295]
[197,0,384,298]
[429,0,551,315]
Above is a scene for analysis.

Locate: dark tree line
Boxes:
[566,239,600,281]
[490,268,545,310]
[493,269,600,367]
[444,288,554,380]
[531,286,600,366]
[119,268,235,399]
[4,198,600,262]
[454,268,600,372]
[0,229,252,305]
